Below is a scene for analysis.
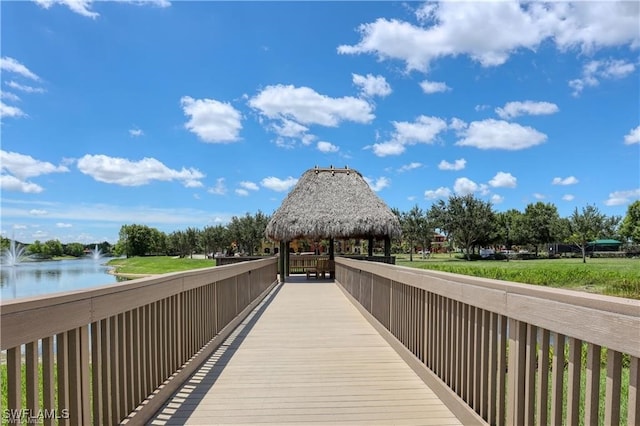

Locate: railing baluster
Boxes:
[109,316,120,422]
[42,337,55,426]
[536,329,550,426]
[7,346,22,421]
[91,322,103,426]
[117,313,128,421]
[605,349,622,425]
[57,331,70,426]
[480,310,490,420]
[567,337,583,425]
[524,324,537,426]
[100,318,112,425]
[26,341,39,417]
[496,315,507,426]
[507,319,526,425]
[473,308,482,411]
[629,356,640,426]
[551,332,566,425]
[487,312,498,425]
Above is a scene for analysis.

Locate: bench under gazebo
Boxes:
[265,165,402,281]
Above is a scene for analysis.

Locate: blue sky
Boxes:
[1,1,639,244]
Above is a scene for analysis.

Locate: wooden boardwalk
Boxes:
[149,279,462,425]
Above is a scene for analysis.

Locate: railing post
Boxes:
[506,319,527,425]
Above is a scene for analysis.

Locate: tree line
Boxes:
[114,211,270,258]
[394,196,639,263]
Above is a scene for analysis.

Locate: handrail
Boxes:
[335,257,640,425]
[1,257,278,425]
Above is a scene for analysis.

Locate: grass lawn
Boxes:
[396,254,640,299]
[106,255,215,275]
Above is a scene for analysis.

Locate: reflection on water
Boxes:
[0,258,121,300]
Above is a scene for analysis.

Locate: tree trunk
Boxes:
[582,246,587,263]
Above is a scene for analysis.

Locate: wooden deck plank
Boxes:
[150,281,462,425]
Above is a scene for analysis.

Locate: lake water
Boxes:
[0,258,121,301]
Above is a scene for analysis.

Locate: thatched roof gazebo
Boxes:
[266,165,401,280]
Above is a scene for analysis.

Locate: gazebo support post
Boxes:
[329,238,335,279]
[279,241,286,283]
[384,236,391,259]
[368,236,374,257]
[285,241,290,277]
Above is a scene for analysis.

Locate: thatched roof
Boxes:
[265,166,402,241]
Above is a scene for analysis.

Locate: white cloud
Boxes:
[489,171,517,188]
[407,195,416,201]
[373,115,447,157]
[419,80,450,94]
[438,158,466,171]
[0,101,26,118]
[425,187,451,199]
[0,175,44,193]
[455,119,547,150]
[604,188,640,206]
[495,101,559,119]
[393,115,448,144]
[552,176,579,185]
[479,183,490,196]
[0,92,21,102]
[77,154,204,187]
[249,84,374,127]
[239,181,259,191]
[371,141,405,157]
[33,0,170,19]
[0,57,41,80]
[562,194,575,201]
[398,162,422,172]
[533,193,546,200]
[364,176,390,192]
[1,150,69,179]
[34,0,99,18]
[208,178,227,195]
[491,194,504,204]
[30,209,48,216]
[475,104,490,112]
[453,177,478,195]
[270,119,309,139]
[338,2,639,72]
[569,59,637,96]
[449,117,467,131]
[129,128,144,137]
[6,81,46,94]
[352,73,392,97]
[261,176,298,192]
[317,141,339,153]
[235,188,249,197]
[56,223,72,228]
[180,96,242,143]
[624,126,640,145]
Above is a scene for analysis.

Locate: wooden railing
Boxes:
[335,257,640,426]
[1,257,278,425]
